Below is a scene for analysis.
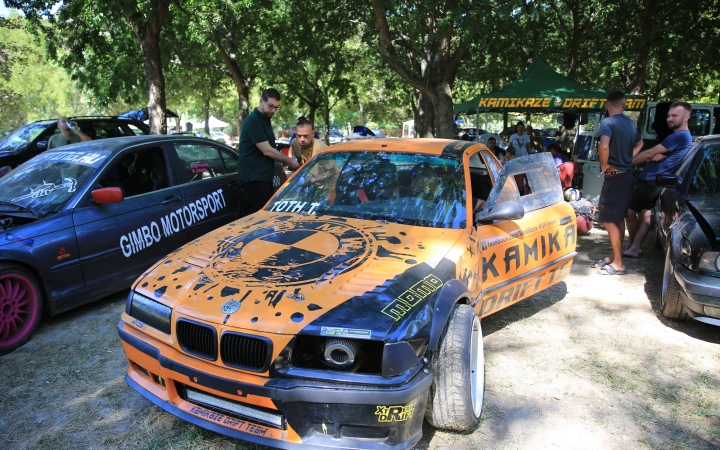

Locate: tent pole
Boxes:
[475,109,480,141]
[503,112,508,131]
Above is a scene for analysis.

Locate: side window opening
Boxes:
[468,153,493,202]
[175,144,226,182]
[219,148,238,174]
[689,144,720,194]
[483,153,563,214]
[99,147,169,197]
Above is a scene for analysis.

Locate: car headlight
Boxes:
[698,251,720,272]
[126,291,172,334]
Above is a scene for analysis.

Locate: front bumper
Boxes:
[118,320,430,449]
[673,263,720,326]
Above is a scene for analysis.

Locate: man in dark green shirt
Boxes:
[238,88,299,212]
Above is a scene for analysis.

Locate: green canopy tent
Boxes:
[454,57,646,115]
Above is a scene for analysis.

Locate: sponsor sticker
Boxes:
[375,405,415,422]
[320,326,371,339]
[180,403,285,440]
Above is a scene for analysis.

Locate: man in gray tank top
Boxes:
[593,91,644,275]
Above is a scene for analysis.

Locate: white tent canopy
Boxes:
[194,116,229,129]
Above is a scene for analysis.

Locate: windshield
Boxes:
[268,151,468,228]
[0,122,53,151]
[0,150,110,215]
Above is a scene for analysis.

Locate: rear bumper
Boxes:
[673,264,720,326]
[118,320,429,449]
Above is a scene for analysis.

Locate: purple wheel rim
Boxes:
[0,273,39,347]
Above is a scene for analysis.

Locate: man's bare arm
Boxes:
[598,135,610,170]
[631,139,644,158]
[76,130,92,142]
[257,141,300,170]
[632,143,667,164]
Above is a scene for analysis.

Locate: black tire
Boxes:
[661,247,689,320]
[425,304,484,430]
[0,263,44,355]
[653,228,662,250]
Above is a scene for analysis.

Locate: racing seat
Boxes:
[125,150,168,196]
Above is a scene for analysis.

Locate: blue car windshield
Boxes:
[0,152,109,215]
[0,122,53,151]
[268,151,468,229]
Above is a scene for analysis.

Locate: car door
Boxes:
[171,140,241,240]
[473,153,577,318]
[72,144,188,289]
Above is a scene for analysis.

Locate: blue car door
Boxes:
[72,144,188,289]
[171,140,242,239]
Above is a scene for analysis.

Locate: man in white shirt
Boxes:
[509,122,531,157]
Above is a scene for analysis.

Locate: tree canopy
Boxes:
[2,0,719,137]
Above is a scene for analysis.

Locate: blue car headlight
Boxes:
[126,291,172,334]
[698,251,720,273]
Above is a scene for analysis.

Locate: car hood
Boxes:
[135,211,464,338]
[686,195,720,245]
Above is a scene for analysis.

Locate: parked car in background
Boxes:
[172,131,212,139]
[654,135,720,327]
[328,129,343,144]
[0,116,150,168]
[457,127,487,141]
[343,125,386,141]
[0,135,246,355]
[117,140,577,449]
[210,131,233,146]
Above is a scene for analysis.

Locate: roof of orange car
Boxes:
[322,138,486,156]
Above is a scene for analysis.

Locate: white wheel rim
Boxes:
[470,315,484,417]
[662,248,672,308]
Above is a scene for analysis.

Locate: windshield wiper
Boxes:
[0,201,40,219]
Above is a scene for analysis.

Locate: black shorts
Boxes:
[628,178,662,212]
[240,180,275,214]
[597,171,634,224]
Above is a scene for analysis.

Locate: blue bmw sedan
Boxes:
[0,135,246,354]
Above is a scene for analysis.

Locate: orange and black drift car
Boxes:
[118,139,577,449]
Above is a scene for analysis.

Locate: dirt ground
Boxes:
[1,226,719,450]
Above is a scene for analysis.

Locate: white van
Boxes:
[577,102,720,204]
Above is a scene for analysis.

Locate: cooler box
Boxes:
[581,161,603,205]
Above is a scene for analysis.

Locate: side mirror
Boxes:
[36,141,47,150]
[475,201,525,224]
[92,187,123,205]
[655,174,679,189]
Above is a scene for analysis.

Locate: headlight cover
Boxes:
[126,291,172,334]
[698,251,720,273]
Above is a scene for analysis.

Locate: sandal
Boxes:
[591,259,610,268]
[597,265,626,275]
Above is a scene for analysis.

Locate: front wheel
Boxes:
[661,248,689,320]
[0,264,44,355]
[425,304,484,430]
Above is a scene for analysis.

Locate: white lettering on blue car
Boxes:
[120,188,226,257]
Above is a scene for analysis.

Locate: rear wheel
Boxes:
[0,264,44,355]
[425,304,484,430]
[661,248,689,320]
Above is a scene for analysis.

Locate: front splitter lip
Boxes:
[118,320,432,405]
[119,321,429,449]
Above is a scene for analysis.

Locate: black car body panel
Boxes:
[0,117,150,168]
[655,134,720,326]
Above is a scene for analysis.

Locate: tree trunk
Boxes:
[428,80,455,139]
[415,91,434,138]
[204,98,210,134]
[628,0,661,94]
[307,103,318,129]
[358,102,364,127]
[235,77,251,137]
[323,107,331,145]
[138,33,167,135]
